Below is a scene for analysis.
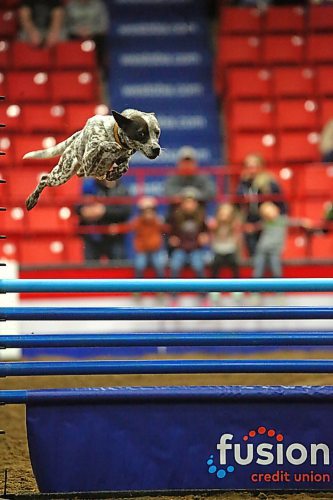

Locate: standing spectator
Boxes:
[236,153,286,257]
[18,0,65,47]
[210,203,241,279]
[65,0,109,79]
[164,146,216,203]
[319,119,333,163]
[168,187,209,280]
[77,179,131,262]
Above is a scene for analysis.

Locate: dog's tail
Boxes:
[23,131,81,160]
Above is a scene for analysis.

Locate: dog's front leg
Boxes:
[82,137,122,177]
[105,158,130,182]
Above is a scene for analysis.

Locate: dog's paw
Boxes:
[26,194,38,211]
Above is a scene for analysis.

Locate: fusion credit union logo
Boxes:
[207,425,332,486]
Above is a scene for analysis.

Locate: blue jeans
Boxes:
[134,250,166,278]
[253,250,282,278]
[169,248,205,278]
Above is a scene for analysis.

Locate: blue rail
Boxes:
[1,278,333,293]
[2,359,333,376]
[2,331,333,347]
[1,307,333,320]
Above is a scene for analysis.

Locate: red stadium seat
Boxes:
[0,9,17,38]
[219,7,262,34]
[217,36,261,66]
[54,41,97,69]
[264,6,305,33]
[11,42,51,70]
[292,199,328,220]
[229,132,277,164]
[65,103,109,133]
[276,99,319,130]
[21,104,67,133]
[6,167,55,206]
[26,206,75,234]
[296,164,333,197]
[13,134,63,166]
[53,175,81,205]
[6,71,51,102]
[20,237,67,264]
[308,5,333,32]
[269,166,296,198]
[277,131,321,163]
[0,71,6,96]
[0,136,14,167]
[316,66,333,96]
[310,233,333,259]
[273,67,315,97]
[283,233,306,259]
[262,35,305,64]
[65,237,84,263]
[0,40,10,68]
[0,239,20,261]
[2,207,26,234]
[228,101,274,132]
[307,34,333,63]
[226,68,272,98]
[0,102,22,132]
[50,71,97,102]
[320,98,333,127]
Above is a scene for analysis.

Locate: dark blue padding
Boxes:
[26,386,333,493]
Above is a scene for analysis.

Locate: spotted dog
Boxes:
[24,109,161,210]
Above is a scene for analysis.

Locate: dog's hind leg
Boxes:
[26,150,79,210]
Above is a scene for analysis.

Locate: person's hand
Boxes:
[45,28,61,47]
[80,203,106,221]
[108,224,119,235]
[244,222,256,233]
[301,218,314,230]
[169,235,180,247]
[28,27,43,46]
[198,232,209,246]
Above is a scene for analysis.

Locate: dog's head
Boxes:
[112,109,161,159]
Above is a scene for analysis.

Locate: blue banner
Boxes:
[27,386,333,493]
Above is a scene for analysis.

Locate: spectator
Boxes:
[253,202,312,279]
[76,179,131,261]
[164,146,216,203]
[168,187,209,280]
[129,196,167,279]
[236,153,286,257]
[209,203,241,279]
[319,119,333,163]
[18,0,65,47]
[65,0,109,79]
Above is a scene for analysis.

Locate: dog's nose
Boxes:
[152,146,160,156]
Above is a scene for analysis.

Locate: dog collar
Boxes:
[113,123,131,149]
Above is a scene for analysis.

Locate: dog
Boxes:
[24,109,161,210]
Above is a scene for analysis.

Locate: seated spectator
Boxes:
[130,196,167,279]
[65,0,109,79]
[236,153,286,257]
[164,146,216,203]
[319,119,333,163]
[76,179,131,262]
[209,203,241,279]
[168,187,209,280]
[18,0,65,47]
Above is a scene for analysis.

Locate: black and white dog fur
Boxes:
[24,109,161,210]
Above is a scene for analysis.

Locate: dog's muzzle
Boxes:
[147,146,161,159]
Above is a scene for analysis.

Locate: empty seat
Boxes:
[50,71,97,102]
[217,36,261,66]
[65,236,84,263]
[0,239,19,261]
[0,71,6,96]
[277,131,320,163]
[283,233,306,259]
[262,35,305,64]
[66,103,108,133]
[264,6,305,33]
[320,98,333,127]
[1,207,26,234]
[7,167,55,206]
[292,199,328,220]
[228,101,274,132]
[269,165,296,198]
[316,66,333,96]
[53,175,81,205]
[276,99,319,130]
[54,41,97,69]
[6,71,51,102]
[0,102,22,132]
[307,34,333,63]
[273,66,315,97]
[21,104,66,133]
[296,164,333,197]
[11,42,51,70]
[26,206,75,234]
[226,67,272,98]
[310,233,333,259]
[0,9,17,38]
[0,136,14,167]
[308,5,333,32]
[0,40,10,68]
[229,132,277,164]
[13,134,62,166]
[219,7,262,34]
[20,237,67,264]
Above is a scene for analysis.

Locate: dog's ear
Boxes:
[112,110,134,133]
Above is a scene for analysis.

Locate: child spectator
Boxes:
[168,187,209,279]
[210,203,241,279]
